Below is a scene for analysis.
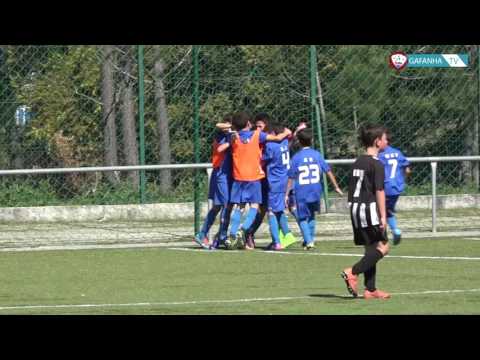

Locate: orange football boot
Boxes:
[364,289,391,300]
[341,268,358,298]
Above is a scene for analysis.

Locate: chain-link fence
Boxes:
[316,45,479,197]
[0,45,479,210]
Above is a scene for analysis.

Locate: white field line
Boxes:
[167,247,480,261]
[0,242,176,252]
[0,288,479,311]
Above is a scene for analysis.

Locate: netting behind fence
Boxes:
[0,45,479,207]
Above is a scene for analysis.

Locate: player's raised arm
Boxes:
[216,122,232,131]
[266,127,292,142]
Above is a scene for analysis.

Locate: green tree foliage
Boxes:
[0,45,477,204]
[4,45,102,168]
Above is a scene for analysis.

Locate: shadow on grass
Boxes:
[309,294,358,300]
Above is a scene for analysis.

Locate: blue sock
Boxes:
[308,217,316,241]
[242,207,258,232]
[268,213,280,244]
[219,206,231,240]
[200,206,221,237]
[229,208,243,237]
[278,212,291,235]
[387,216,398,231]
[299,220,312,244]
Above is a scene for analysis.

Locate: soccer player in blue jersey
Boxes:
[286,121,308,224]
[194,115,233,249]
[218,112,291,250]
[286,129,343,250]
[378,132,411,245]
[262,122,296,250]
[245,113,272,249]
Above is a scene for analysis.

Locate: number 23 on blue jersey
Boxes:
[298,164,320,185]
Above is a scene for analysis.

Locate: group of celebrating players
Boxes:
[194,111,411,299]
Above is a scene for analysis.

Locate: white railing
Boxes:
[1,156,479,233]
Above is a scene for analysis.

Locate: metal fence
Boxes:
[0,158,478,250]
[1,45,479,221]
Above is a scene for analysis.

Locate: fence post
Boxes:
[193,45,201,235]
[309,45,330,212]
[206,167,213,239]
[137,45,146,204]
[476,45,480,189]
[431,161,437,233]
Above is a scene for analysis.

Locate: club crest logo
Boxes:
[389,51,408,71]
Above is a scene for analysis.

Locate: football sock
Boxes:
[299,219,312,244]
[387,216,398,231]
[242,207,258,232]
[352,248,384,275]
[364,265,377,292]
[308,217,316,241]
[268,213,280,244]
[278,212,291,235]
[219,206,231,240]
[229,208,243,237]
[200,206,221,237]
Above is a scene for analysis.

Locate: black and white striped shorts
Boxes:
[349,202,387,246]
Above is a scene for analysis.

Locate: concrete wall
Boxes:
[0,194,478,223]
[327,194,480,213]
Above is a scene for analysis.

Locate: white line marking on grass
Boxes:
[167,247,480,261]
[391,288,480,296]
[0,288,479,311]
[0,296,310,311]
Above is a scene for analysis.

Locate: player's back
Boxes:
[264,139,290,192]
[348,155,384,204]
[289,148,329,203]
[231,129,265,181]
[378,145,409,195]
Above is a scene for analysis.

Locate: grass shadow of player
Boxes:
[309,293,357,300]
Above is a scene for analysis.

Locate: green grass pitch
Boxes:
[0,237,479,314]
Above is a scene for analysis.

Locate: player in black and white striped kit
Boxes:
[341,124,391,300]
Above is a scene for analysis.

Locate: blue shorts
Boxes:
[386,195,400,218]
[230,180,263,205]
[267,192,286,213]
[208,169,232,206]
[295,200,320,221]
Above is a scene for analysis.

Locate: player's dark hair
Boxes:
[264,121,284,135]
[223,114,233,124]
[358,124,387,148]
[254,112,270,124]
[386,128,392,144]
[297,128,313,147]
[232,111,251,130]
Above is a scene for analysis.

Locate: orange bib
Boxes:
[211,139,226,169]
[231,130,265,181]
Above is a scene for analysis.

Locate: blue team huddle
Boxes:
[194,112,411,254]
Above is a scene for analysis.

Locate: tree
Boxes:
[118,45,139,187]
[154,46,172,193]
[101,45,119,184]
